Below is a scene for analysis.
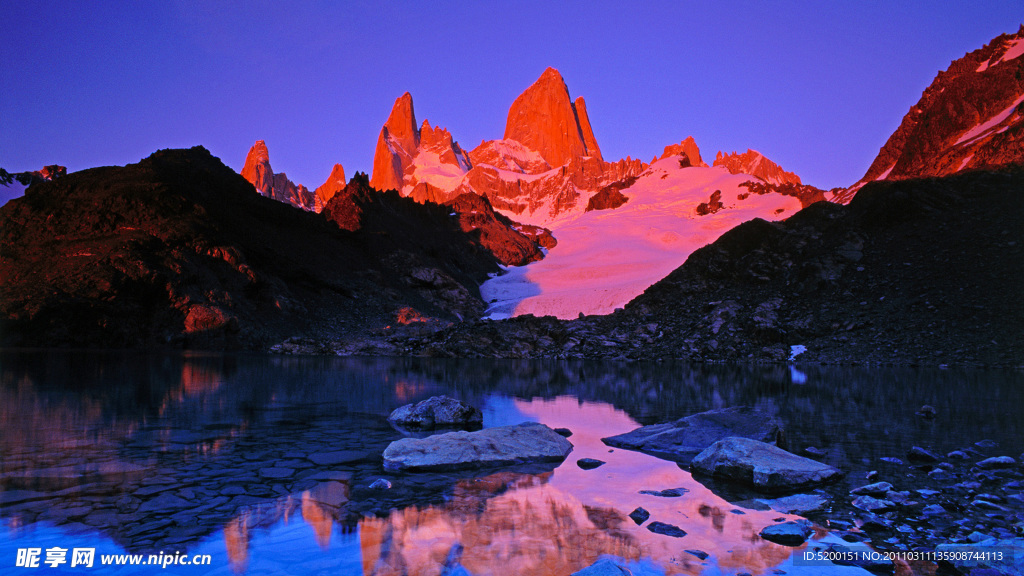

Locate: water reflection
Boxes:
[0,351,1021,575]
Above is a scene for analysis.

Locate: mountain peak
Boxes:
[370,92,422,192]
[503,68,599,167]
[714,149,801,186]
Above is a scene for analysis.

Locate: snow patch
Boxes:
[481,159,803,319]
[957,153,974,171]
[981,37,1024,71]
[875,163,896,181]
[789,344,807,361]
[955,93,1024,146]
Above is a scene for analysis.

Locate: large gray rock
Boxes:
[382,422,573,472]
[387,395,482,430]
[690,437,842,493]
[601,406,784,464]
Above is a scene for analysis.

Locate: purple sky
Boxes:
[1,1,1020,196]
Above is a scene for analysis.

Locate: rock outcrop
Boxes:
[444,192,545,266]
[387,396,482,431]
[240,140,318,211]
[714,149,801,186]
[381,422,573,472]
[601,406,784,464]
[659,136,707,167]
[855,25,1024,186]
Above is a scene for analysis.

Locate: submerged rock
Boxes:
[387,395,482,430]
[628,507,650,524]
[756,493,829,515]
[690,437,842,493]
[382,422,572,472]
[571,558,630,576]
[759,520,813,546]
[646,521,687,538]
[601,406,784,464]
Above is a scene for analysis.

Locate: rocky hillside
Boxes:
[854,25,1024,187]
[0,147,503,349]
[353,167,1023,367]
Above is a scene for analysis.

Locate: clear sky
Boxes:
[1,1,1020,193]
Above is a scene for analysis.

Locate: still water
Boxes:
[0,351,1021,575]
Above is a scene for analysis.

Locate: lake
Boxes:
[0,350,1021,575]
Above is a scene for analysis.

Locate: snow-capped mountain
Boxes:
[368,68,648,225]
[839,25,1024,202]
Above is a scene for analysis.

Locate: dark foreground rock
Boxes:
[381,422,573,472]
[691,437,842,493]
[387,395,482,431]
[601,406,784,464]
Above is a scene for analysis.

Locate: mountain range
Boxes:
[1,26,1022,363]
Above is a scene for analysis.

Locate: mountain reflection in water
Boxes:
[0,351,1020,575]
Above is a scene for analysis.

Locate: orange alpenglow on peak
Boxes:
[239,140,319,211]
[314,163,346,211]
[504,67,603,167]
[370,92,420,192]
[659,136,708,167]
[713,149,801,186]
[240,140,273,195]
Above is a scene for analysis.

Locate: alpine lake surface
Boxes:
[0,350,1021,575]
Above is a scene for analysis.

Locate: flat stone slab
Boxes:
[387,395,482,430]
[601,406,783,464]
[382,422,573,472]
[691,437,842,493]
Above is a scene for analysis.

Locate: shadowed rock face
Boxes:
[0,148,500,348]
[856,25,1024,184]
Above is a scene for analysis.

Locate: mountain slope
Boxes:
[480,158,804,319]
[386,167,1024,367]
[854,25,1024,188]
[0,148,500,348]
